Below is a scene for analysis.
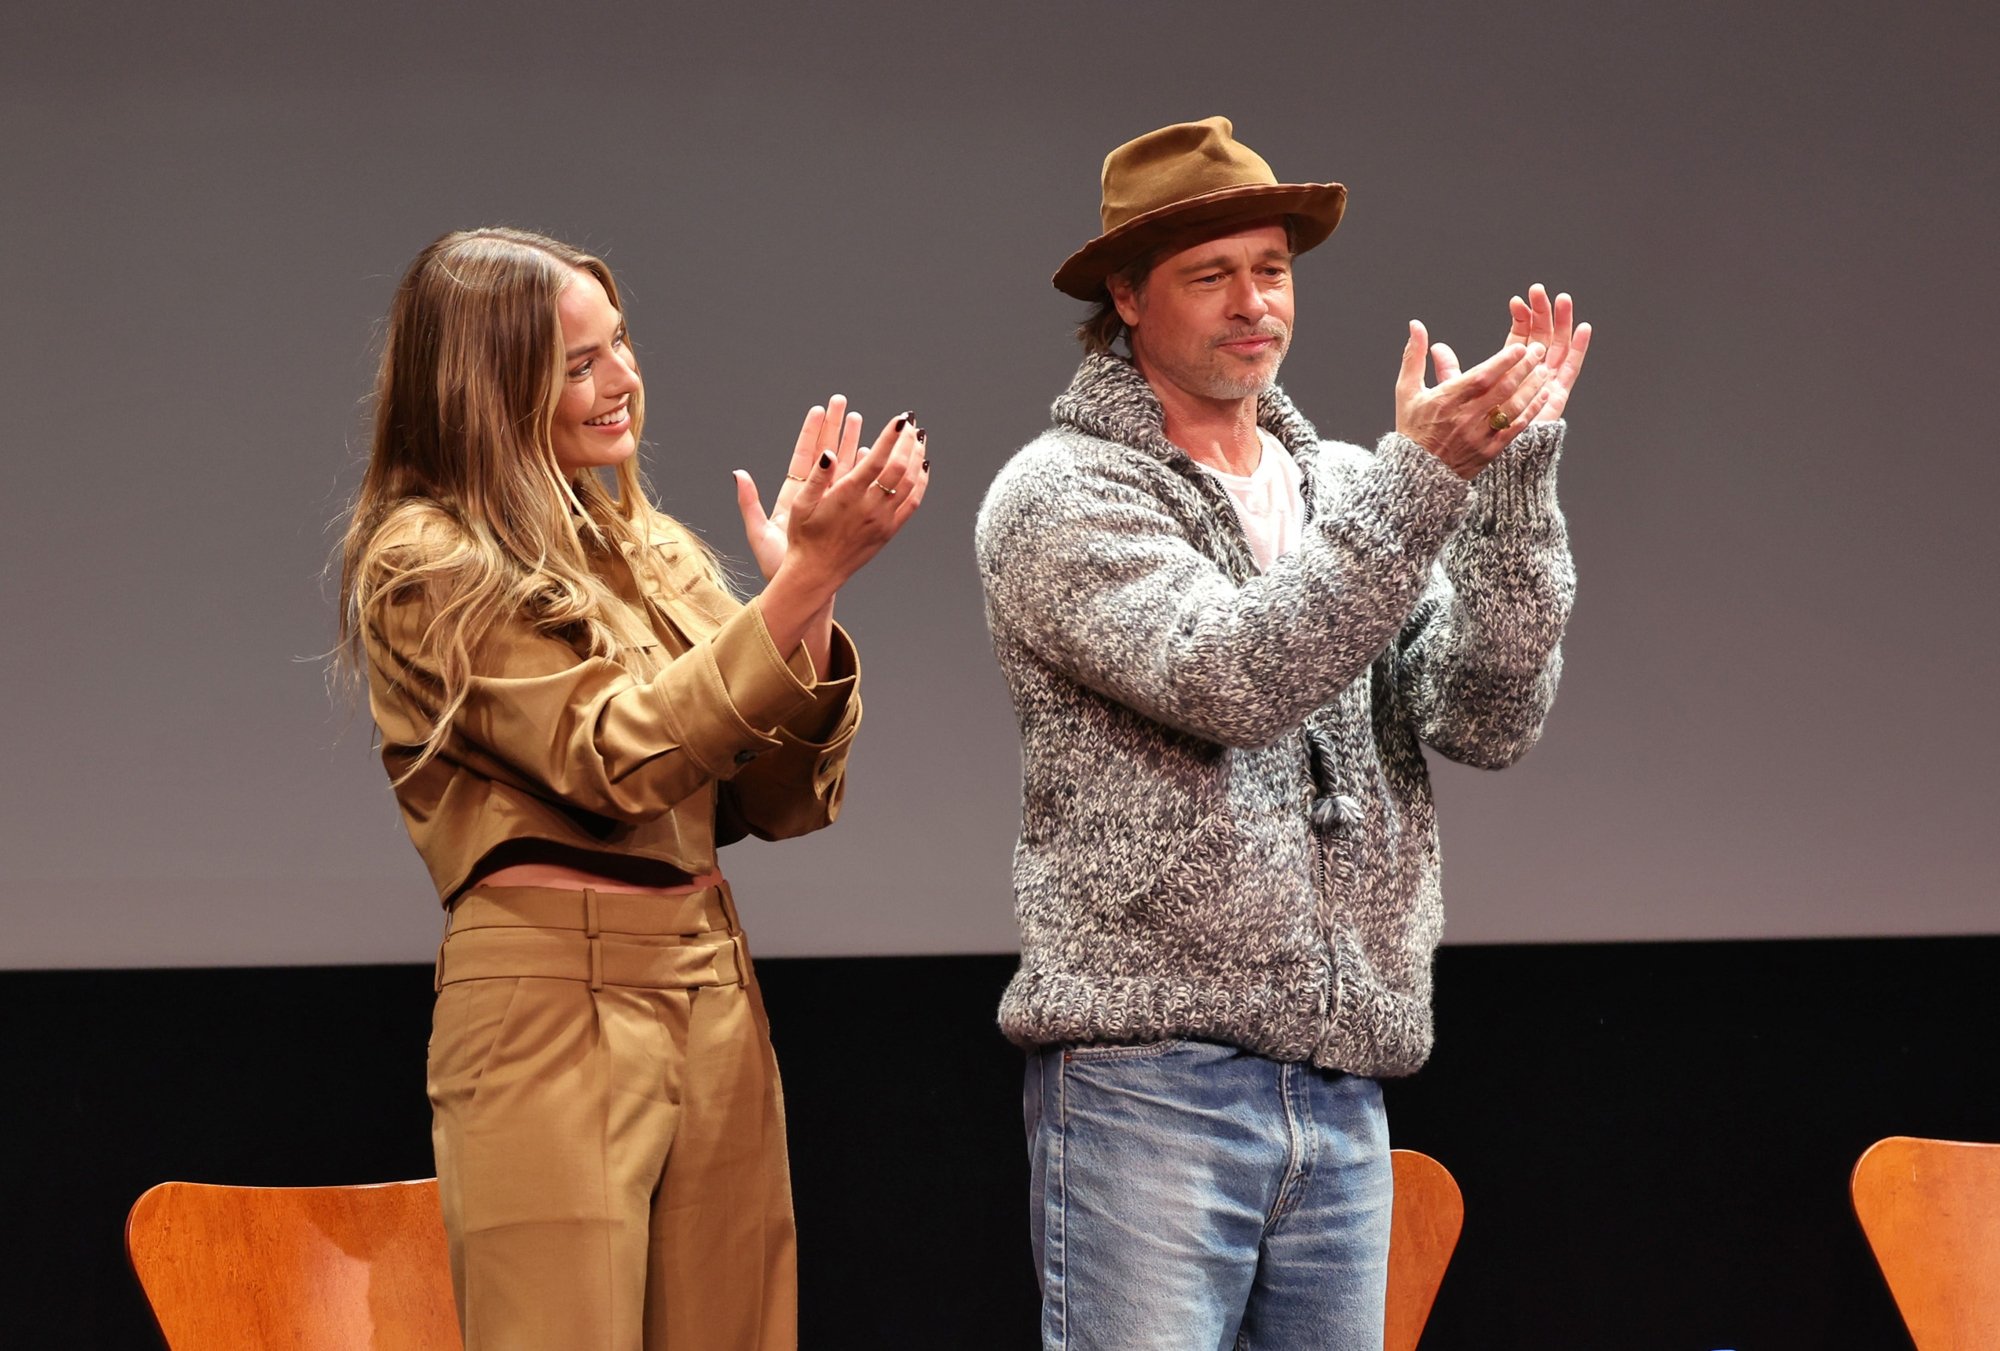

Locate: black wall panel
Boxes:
[4,939,1993,1348]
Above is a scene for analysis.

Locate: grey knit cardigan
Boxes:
[974,354,1575,1077]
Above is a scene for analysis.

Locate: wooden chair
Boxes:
[1386,1148,1464,1351]
[126,1178,459,1350]
[122,1159,1458,1348]
[1851,1136,2000,1350]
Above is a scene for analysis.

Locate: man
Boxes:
[974,116,1590,1350]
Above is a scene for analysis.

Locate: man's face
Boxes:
[1111,221,1295,403]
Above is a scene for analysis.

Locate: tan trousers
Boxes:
[428,884,796,1351]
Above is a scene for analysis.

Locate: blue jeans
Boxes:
[1025,1039,1392,1351]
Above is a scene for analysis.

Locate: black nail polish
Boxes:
[922,457,931,472]
[916,427,927,443]
[817,450,834,470]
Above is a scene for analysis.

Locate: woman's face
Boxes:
[550,267,641,474]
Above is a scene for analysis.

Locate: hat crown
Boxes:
[1100,116,1278,233]
[1052,114,1344,301]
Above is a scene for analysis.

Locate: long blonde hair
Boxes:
[337,227,712,779]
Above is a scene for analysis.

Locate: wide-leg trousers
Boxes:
[428,883,796,1351]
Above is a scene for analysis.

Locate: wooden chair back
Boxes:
[1386,1148,1464,1351]
[126,1178,459,1350]
[121,1158,1459,1348]
[1851,1136,2000,1350]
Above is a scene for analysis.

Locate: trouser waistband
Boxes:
[434,883,745,993]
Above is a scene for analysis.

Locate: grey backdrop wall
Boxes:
[3,0,1994,969]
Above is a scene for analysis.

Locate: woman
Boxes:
[337,227,925,1349]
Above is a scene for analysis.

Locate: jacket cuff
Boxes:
[648,603,819,777]
[779,622,862,746]
[1466,420,1564,533]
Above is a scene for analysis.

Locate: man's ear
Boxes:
[1107,273,1143,329]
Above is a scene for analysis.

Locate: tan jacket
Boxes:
[361,521,860,903]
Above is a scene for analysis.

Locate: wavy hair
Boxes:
[337,227,713,781]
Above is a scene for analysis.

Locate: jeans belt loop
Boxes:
[584,888,604,992]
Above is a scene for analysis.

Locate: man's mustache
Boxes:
[1212,322,1290,347]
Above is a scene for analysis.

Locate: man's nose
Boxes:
[1227,273,1268,320]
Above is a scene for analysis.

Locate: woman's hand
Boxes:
[734,395,864,583]
[752,407,930,659]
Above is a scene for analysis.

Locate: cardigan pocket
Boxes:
[1107,808,1238,934]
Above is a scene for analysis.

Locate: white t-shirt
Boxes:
[1196,429,1305,572]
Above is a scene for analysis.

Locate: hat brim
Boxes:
[1052,181,1348,301]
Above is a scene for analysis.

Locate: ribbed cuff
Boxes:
[1466,420,1565,533]
[1365,433,1472,557]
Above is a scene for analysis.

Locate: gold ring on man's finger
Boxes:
[1487,407,1514,432]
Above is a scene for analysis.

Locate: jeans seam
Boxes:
[1062,1037,1188,1063]
[1264,1062,1310,1236]
[1052,1052,1068,1350]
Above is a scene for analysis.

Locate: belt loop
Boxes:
[710,881,745,985]
[584,889,604,991]
[433,906,452,993]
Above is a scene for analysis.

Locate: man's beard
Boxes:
[1198,320,1291,399]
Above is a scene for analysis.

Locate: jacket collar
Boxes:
[1051,352,1321,464]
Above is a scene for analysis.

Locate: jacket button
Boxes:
[733,749,758,766]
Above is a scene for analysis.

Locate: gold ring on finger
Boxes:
[872,480,899,497]
[1487,407,1514,432]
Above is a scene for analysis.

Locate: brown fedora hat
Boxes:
[1053,116,1347,301]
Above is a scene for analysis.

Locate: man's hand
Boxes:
[1395,329,1547,480]
[1499,284,1592,423]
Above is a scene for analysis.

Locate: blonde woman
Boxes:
[338,227,926,1350]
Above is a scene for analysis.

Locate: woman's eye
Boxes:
[568,361,592,380]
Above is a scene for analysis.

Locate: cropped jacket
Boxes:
[360,516,861,904]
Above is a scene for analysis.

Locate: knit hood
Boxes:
[1051,352,1325,468]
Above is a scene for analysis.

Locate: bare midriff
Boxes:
[468,862,724,895]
